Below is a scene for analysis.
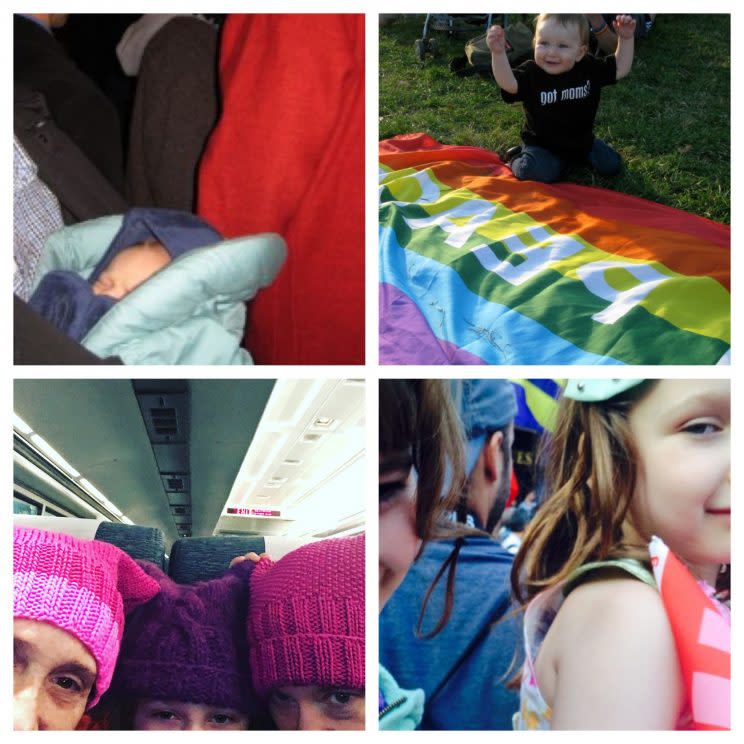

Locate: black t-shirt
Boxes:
[501,55,617,161]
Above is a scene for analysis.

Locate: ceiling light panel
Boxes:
[13,413,33,435]
[29,434,81,478]
[261,379,329,429]
[221,379,366,528]
[282,454,365,537]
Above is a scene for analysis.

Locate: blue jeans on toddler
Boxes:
[510,138,621,183]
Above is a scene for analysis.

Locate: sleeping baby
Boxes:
[90,238,170,300]
[28,208,286,364]
[30,208,225,340]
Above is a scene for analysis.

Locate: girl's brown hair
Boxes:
[379,379,465,542]
[511,381,657,605]
[379,380,468,637]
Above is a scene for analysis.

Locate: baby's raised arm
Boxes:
[613,15,636,80]
[487,25,518,94]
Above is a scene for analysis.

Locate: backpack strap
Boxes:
[563,557,656,598]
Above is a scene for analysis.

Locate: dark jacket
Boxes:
[126,17,219,211]
[14,14,124,192]
[380,535,522,730]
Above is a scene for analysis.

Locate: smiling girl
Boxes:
[512,379,730,730]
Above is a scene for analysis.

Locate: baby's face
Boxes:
[534,18,587,75]
[91,240,170,300]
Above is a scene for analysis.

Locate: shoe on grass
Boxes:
[504,145,522,163]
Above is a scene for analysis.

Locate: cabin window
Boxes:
[13,494,41,516]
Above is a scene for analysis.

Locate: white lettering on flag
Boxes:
[404,198,497,248]
[576,261,670,324]
[402,207,671,323]
[471,228,584,286]
[384,169,442,204]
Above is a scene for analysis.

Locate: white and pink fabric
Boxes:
[650,536,730,731]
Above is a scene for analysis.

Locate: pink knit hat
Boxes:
[247,534,365,697]
[13,526,160,707]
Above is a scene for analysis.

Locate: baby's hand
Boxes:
[486,25,507,54]
[613,15,636,40]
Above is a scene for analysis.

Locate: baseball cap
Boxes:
[457,379,517,475]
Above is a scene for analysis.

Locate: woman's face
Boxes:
[133,699,248,730]
[268,685,365,730]
[13,618,97,730]
[379,450,421,611]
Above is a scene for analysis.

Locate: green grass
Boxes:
[379,14,730,223]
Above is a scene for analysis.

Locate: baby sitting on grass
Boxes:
[489,13,636,183]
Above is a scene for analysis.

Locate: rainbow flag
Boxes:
[379,135,730,365]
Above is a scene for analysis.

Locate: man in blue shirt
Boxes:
[380,379,522,730]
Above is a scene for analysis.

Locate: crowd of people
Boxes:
[379,378,730,730]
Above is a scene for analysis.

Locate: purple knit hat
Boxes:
[247,534,365,697]
[107,560,255,713]
[13,526,160,707]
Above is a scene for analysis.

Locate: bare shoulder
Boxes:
[561,572,668,631]
[547,576,684,729]
[556,575,677,663]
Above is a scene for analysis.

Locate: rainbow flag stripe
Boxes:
[379,135,730,365]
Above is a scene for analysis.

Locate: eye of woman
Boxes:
[321,689,363,720]
[379,454,415,504]
[151,709,178,720]
[328,690,353,705]
[210,712,237,725]
[269,690,293,706]
[52,675,83,693]
[379,480,408,503]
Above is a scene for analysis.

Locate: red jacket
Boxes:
[198,14,365,364]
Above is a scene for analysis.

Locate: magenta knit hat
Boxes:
[107,560,255,713]
[13,526,160,707]
[247,534,365,697]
